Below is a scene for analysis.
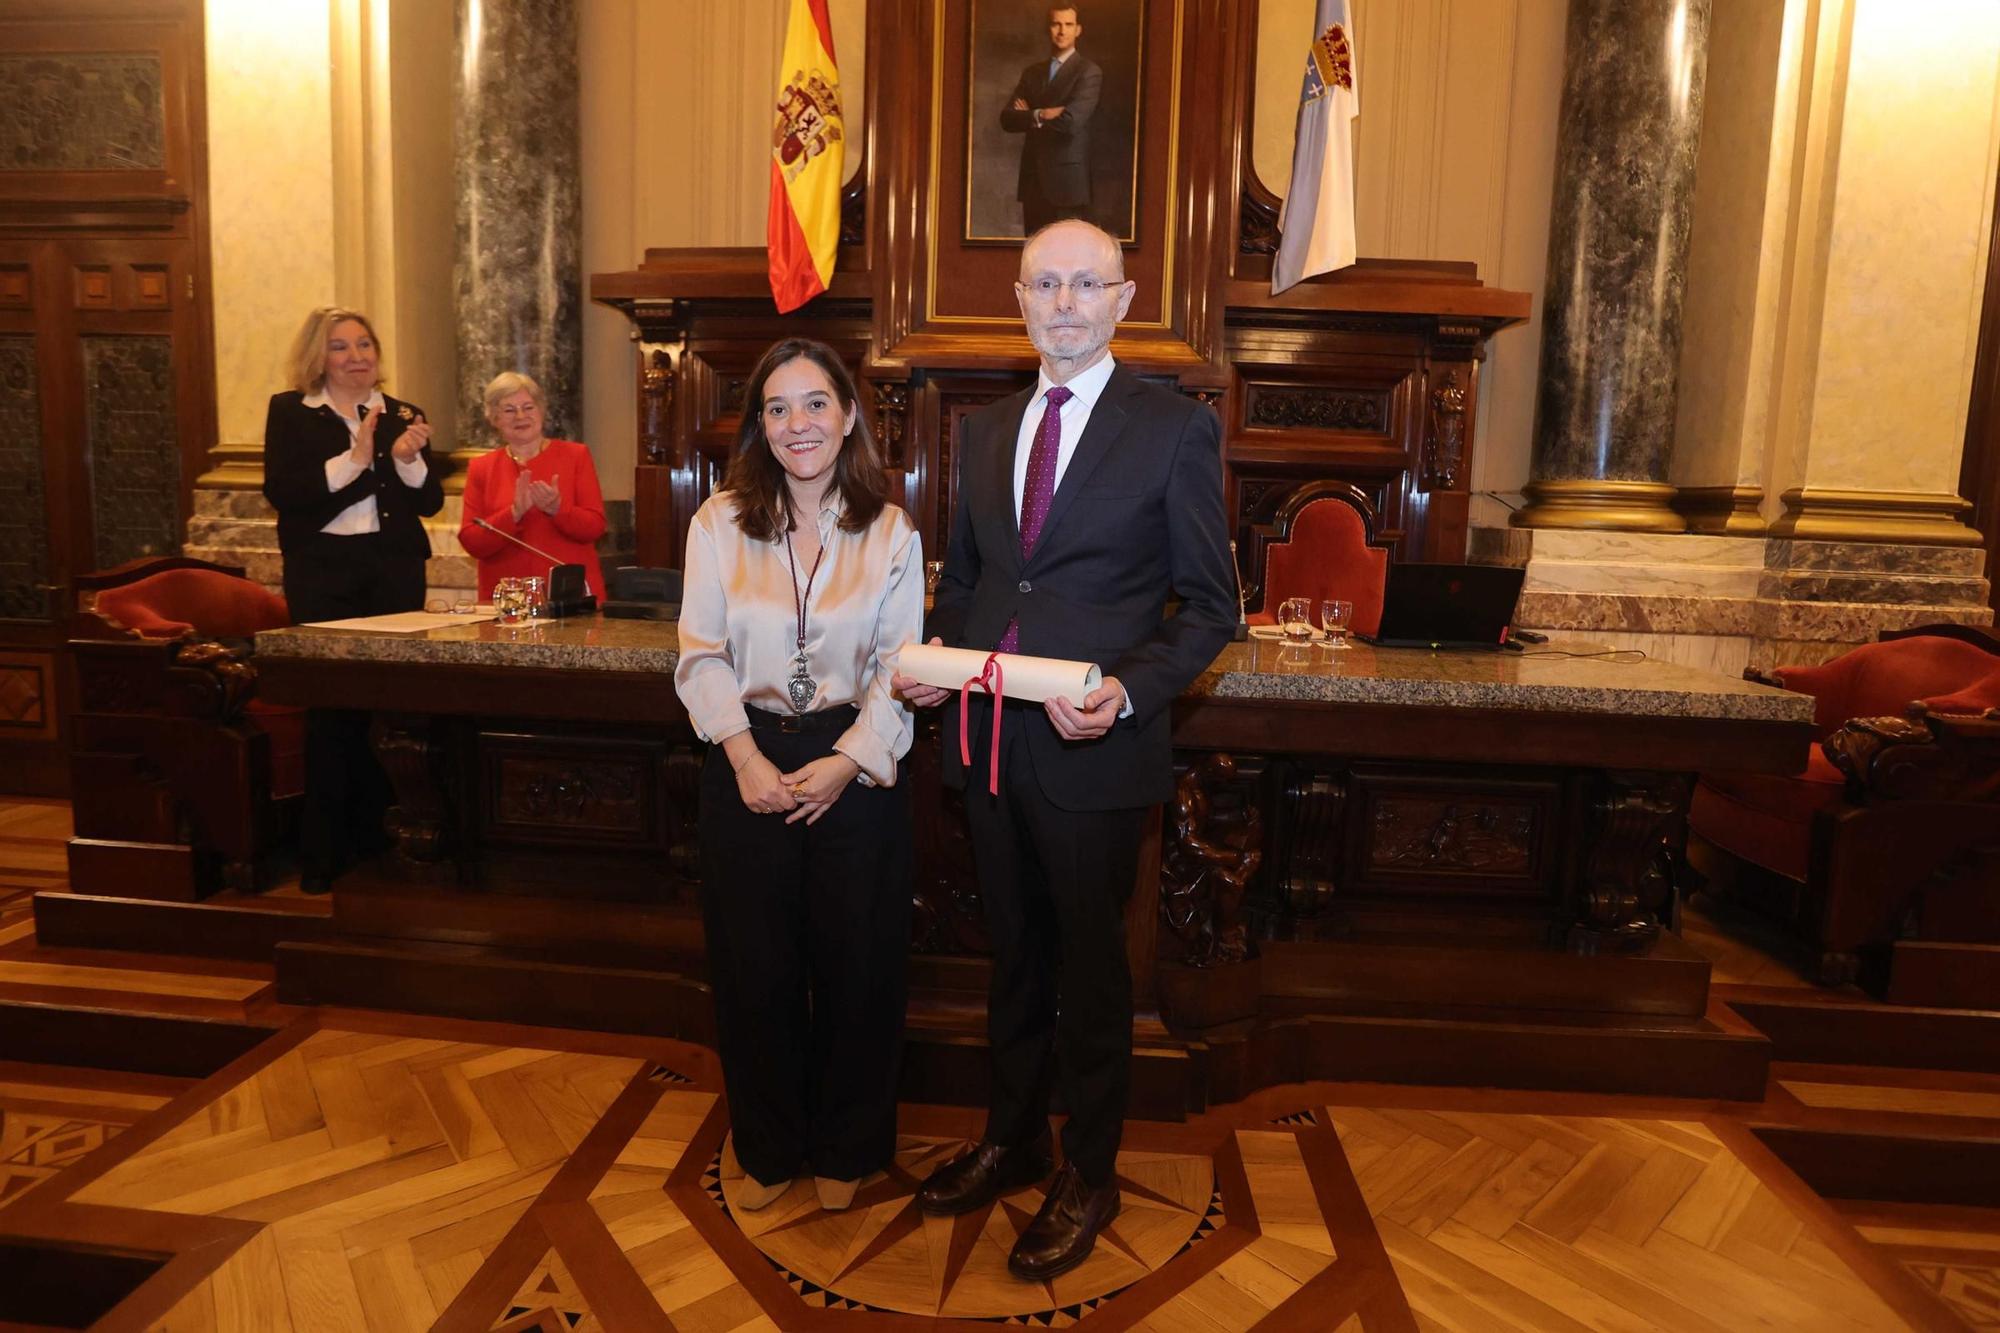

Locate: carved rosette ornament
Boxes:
[1425,370,1467,491]
[1247,387,1384,432]
[1160,754,1264,967]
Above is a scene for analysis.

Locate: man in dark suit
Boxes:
[893,220,1234,1279]
[1000,5,1102,234]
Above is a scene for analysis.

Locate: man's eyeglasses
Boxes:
[1018,276,1118,301]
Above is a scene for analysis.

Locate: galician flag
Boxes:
[767,0,844,313]
[1272,0,1359,294]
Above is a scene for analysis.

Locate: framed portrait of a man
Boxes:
[965,0,1144,243]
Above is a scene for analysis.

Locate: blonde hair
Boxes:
[482,370,547,420]
[287,306,383,395]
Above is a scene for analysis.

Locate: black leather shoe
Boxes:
[917,1133,1053,1216]
[1008,1162,1120,1281]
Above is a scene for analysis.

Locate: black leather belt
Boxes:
[744,703,858,735]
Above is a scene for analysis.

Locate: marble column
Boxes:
[454,0,582,442]
[1514,0,1712,533]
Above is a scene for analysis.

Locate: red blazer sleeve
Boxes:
[456,451,516,558]
[550,442,607,545]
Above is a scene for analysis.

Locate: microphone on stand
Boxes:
[471,517,595,616]
[1230,539,1250,642]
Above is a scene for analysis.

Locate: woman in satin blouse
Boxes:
[673,337,922,1215]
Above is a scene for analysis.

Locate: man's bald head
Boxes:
[1019,219,1124,285]
[1014,219,1135,381]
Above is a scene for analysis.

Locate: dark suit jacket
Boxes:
[928,365,1234,811]
[261,390,445,560]
[999,52,1102,206]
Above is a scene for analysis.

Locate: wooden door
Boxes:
[0,0,215,794]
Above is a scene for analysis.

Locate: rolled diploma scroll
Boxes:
[893,643,1102,705]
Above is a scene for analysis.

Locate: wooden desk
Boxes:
[251,617,1815,1102]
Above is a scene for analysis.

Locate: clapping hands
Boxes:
[511,471,559,521]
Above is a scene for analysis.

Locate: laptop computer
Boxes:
[1361,563,1527,651]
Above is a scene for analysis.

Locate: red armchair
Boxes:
[68,557,304,898]
[1244,483,1389,636]
[1688,627,2000,988]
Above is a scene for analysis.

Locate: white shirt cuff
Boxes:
[393,454,429,486]
[325,455,366,491]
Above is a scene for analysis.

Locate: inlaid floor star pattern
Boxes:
[0,1016,1981,1331]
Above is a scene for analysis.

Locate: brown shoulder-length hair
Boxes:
[723,338,888,541]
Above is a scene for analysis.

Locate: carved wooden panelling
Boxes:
[483,739,661,848]
[0,54,165,172]
[1243,384,1388,434]
[132,265,170,309]
[75,266,113,309]
[0,337,52,622]
[1347,767,1557,897]
[0,267,29,310]
[82,335,180,570]
[1367,796,1535,874]
[0,655,53,740]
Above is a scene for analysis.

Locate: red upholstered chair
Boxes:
[68,557,304,898]
[1245,483,1389,636]
[1688,626,2000,989]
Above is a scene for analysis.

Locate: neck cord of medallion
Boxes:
[783,529,828,715]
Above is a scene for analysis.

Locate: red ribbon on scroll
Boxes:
[957,651,1005,796]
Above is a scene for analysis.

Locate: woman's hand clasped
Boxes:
[735,752,798,816]
[777,754,859,826]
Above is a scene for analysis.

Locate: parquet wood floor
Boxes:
[0,1059,184,1206]
[0,797,1989,1329]
[10,1021,1970,1331]
[0,798,67,950]
[1837,1203,2000,1331]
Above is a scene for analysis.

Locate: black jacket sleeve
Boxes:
[261,393,375,526]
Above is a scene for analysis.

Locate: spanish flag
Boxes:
[767,0,844,313]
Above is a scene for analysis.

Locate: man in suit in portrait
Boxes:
[893,219,1235,1279]
[1000,5,1103,234]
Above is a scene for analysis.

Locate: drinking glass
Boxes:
[1278,597,1315,642]
[520,576,549,619]
[493,578,529,624]
[1320,598,1354,650]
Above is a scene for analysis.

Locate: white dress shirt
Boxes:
[675,492,923,787]
[1011,353,1116,516]
[307,387,431,535]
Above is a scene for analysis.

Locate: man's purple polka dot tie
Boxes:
[997,384,1072,654]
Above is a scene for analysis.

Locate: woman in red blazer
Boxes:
[457,372,608,600]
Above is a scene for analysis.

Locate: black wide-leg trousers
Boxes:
[962,700,1143,1187]
[281,531,426,877]
[697,711,913,1187]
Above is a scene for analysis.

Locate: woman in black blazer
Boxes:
[262,306,445,892]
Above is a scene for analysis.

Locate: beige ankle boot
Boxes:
[815,1175,859,1211]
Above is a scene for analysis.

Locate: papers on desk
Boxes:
[304,610,496,633]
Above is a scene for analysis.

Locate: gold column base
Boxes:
[1769,488,1984,546]
[1511,479,1684,533]
[1673,485,1767,534]
[195,444,488,495]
